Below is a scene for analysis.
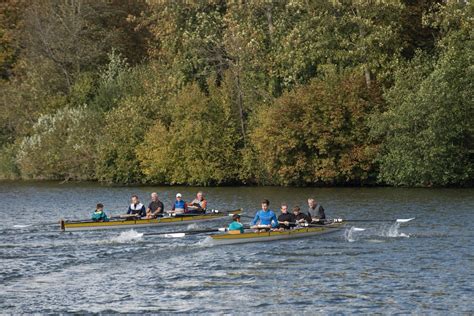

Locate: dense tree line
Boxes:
[0,0,472,187]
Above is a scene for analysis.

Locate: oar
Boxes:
[143,227,229,238]
[144,222,252,238]
[337,218,415,223]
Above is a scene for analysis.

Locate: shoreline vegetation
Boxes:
[0,1,472,188]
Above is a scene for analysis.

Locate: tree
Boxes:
[16,106,101,180]
[137,82,241,185]
[372,2,473,186]
[246,70,383,186]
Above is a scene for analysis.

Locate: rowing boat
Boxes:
[60,209,241,232]
[210,221,345,245]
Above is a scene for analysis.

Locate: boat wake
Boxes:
[111,230,143,243]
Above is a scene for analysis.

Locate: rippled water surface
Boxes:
[1,182,473,314]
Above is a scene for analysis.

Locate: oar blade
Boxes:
[396,218,415,223]
[164,233,186,238]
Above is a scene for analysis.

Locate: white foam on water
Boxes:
[111,229,143,243]
[196,236,214,247]
[344,226,365,242]
[186,223,199,230]
[380,222,409,238]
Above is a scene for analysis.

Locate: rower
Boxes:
[251,199,279,230]
[278,203,295,230]
[187,191,207,214]
[171,193,188,215]
[91,203,109,222]
[127,195,146,218]
[145,192,164,219]
[292,206,312,226]
[308,198,326,224]
[228,214,244,233]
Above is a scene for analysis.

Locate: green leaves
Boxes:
[0,1,471,187]
[373,20,473,186]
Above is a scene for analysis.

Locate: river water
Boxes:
[0,181,472,314]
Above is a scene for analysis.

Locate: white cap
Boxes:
[176,193,182,198]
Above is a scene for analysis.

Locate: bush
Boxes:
[16,106,102,180]
[245,71,383,185]
[137,83,241,185]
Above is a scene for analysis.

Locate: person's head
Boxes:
[197,191,204,200]
[261,199,270,211]
[233,214,241,222]
[281,203,288,214]
[96,203,104,211]
[176,193,182,201]
[308,198,316,208]
[292,206,301,214]
[151,192,158,202]
[131,195,139,204]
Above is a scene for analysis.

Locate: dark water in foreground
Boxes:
[0,182,473,314]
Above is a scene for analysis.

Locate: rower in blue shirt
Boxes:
[251,199,279,229]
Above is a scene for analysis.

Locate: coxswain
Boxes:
[308,198,326,224]
[171,193,188,215]
[292,206,312,225]
[126,195,146,218]
[228,214,244,233]
[251,199,279,230]
[91,203,109,222]
[277,203,295,230]
[187,191,207,214]
[145,192,164,219]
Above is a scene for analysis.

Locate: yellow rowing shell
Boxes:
[60,210,240,232]
[210,222,345,245]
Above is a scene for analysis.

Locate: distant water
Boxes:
[0,182,473,314]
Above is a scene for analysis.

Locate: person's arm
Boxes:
[201,200,207,209]
[146,203,152,215]
[127,205,132,215]
[292,214,297,227]
[140,205,146,217]
[153,202,163,215]
[320,205,326,219]
[251,211,260,226]
[271,213,279,228]
[184,203,188,212]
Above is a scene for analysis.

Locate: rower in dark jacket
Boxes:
[292,206,312,225]
[308,198,326,224]
[127,195,146,218]
[278,204,295,230]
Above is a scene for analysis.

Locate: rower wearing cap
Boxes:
[171,193,188,214]
[251,199,279,229]
[91,203,109,222]
[228,214,244,233]
[292,206,312,225]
